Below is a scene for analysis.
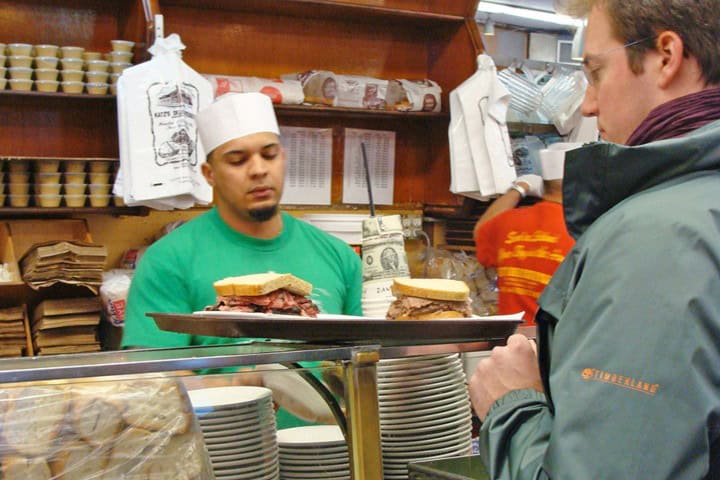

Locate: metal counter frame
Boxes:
[0,339,501,480]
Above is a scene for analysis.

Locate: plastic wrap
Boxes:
[202,74,304,105]
[423,247,498,316]
[0,377,215,479]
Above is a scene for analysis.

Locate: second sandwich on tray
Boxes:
[385,277,473,320]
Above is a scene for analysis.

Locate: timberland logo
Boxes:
[581,368,660,396]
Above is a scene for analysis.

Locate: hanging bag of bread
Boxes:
[115,33,213,210]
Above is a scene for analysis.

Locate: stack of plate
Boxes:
[188,386,280,480]
[377,354,473,479]
[277,425,351,480]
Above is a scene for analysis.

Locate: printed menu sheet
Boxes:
[342,128,396,205]
[280,126,333,205]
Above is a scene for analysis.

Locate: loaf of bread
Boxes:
[120,379,191,435]
[71,391,124,446]
[1,455,51,480]
[2,385,69,456]
[143,432,207,480]
[50,440,108,479]
[0,376,213,479]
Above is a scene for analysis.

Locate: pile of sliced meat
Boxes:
[205,289,320,317]
[386,295,472,319]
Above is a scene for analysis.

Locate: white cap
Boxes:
[196,92,280,154]
[539,142,583,180]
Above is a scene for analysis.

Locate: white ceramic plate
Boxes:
[277,425,345,447]
[379,396,469,420]
[189,386,272,408]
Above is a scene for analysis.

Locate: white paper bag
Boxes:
[115,33,213,209]
[449,54,516,198]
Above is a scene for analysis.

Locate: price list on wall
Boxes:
[342,128,396,205]
[279,126,333,205]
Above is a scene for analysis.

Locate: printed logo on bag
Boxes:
[148,82,201,166]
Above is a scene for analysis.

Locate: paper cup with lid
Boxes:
[89,160,112,173]
[61,70,84,82]
[110,40,135,53]
[63,160,86,173]
[35,68,59,81]
[8,67,32,80]
[8,55,32,68]
[35,80,59,93]
[109,62,131,74]
[9,194,30,207]
[60,46,84,59]
[60,58,84,71]
[35,194,62,208]
[61,81,84,94]
[35,56,59,69]
[86,82,108,95]
[7,43,32,56]
[107,51,133,64]
[35,159,61,173]
[82,51,102,62]
[64,194,86,207]
[85,59,109,73]
[33,44,59,57]
[8,79,32,91]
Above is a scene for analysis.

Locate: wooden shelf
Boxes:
[0,90,115,101]
[276,103,449,120]
[156,0,468,24]
[0,207,149,218]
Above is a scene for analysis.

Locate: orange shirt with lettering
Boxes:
[474,201,575,325]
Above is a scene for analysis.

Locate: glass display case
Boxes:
[0,337,504,479]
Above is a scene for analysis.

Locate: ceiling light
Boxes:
[477,1,583,29]
[484,19,496,36]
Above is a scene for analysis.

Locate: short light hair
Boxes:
[563,0,720,85]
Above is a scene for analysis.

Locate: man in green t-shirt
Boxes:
[121,92,362,425]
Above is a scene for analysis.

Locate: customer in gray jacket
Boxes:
[468,0,720,478]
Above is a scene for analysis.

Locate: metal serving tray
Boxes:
[149,312,522,346]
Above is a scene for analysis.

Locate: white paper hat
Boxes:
[539,142,583,180]
[196,92,280,154]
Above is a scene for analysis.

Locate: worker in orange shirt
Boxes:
[473,148,576,325]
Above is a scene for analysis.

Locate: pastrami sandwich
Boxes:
[385,277,472,320]
[205,273,320,317]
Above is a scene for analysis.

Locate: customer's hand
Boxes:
[515,174,544,198]
[468,334,543,421]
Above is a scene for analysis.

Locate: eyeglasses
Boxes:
[581,36,656,86]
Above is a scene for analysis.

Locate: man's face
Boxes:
[580,6,658,144]
[202,132,285,223]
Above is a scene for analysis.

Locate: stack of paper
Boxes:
[21,241,107,294]
[0,306,29,357]
[32,297,102,355]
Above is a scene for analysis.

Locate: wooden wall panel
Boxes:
[0,96,118,158]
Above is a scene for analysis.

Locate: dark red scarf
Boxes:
[626,87,720,146]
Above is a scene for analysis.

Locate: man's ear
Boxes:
[201,159,214,186]
[655,30,685,89]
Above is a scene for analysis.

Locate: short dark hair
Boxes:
[564,0,720,84]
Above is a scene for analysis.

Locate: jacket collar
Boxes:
[562,120,720,238]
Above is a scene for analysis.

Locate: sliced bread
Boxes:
[391,277,470,302]
[213,272,312,297]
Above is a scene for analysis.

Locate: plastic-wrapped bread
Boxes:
[0,376,214,479]
[386,78,442,112]
[1,456,51,480]
[50,441,108,479]
[71,386,124,446]
[330,74,388,110]
[203,74,305,104]
[142,432,207,480]
[120,379,192,435]
[1,385,69,456]
[283,70,338,106]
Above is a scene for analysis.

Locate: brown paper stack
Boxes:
[32,297,102,355]
[0,306,29,357]
[20,241,107,294]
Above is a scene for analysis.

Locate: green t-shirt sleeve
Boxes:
[344,248,363,316]
[121,244,193,348]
